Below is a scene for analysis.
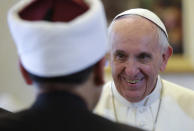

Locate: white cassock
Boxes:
[94,76,194,131]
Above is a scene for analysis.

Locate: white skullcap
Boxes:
[114,8,168,38]
[8,0,108,77]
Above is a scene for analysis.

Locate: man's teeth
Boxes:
[127,79,140,84]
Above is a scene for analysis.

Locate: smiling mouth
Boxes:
[127,78,144,84]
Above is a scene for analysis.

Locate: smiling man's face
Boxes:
[110,16,167,102]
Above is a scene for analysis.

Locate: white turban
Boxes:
[8,0,108,77]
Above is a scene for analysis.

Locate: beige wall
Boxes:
[183,0,194,64]
[0,0,194,112]
[0,0,36,112]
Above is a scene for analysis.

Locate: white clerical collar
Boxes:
[112,75,162,108]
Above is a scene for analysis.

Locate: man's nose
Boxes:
[124,58,139,76]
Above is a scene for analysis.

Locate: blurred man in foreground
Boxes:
[0,0,142,130]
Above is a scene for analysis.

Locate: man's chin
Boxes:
[124,92,144,103]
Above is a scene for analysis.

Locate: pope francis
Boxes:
[94,8,194,131]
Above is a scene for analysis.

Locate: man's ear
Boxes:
[19,61,33,85]
[160,46,173,72]
[93,57,106,86]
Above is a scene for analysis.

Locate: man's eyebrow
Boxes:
[114,50,126,55]
[138,52,152,58]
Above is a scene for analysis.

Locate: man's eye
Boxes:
[114,52,127,61]
[138,53,152,63]
[117,53,125,58]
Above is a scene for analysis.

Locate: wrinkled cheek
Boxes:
[111,64,121,80]
[145,68,158,95]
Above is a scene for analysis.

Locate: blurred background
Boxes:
[1,0,194,112]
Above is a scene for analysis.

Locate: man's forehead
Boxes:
[113,15,158,31]
[109,15,161,56]
[111,34,160,56]
[111,18,158,43]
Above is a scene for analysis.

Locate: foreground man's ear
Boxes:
[19,61,33,85]
[93,57,106,86]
